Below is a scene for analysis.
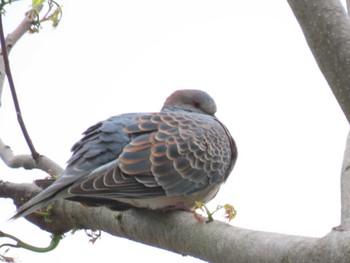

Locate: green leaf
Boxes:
[32,0,46,7]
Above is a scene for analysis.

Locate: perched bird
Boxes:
[12,89,237,219]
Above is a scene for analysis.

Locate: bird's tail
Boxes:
[11,195,51,220]
[11,177,75,220]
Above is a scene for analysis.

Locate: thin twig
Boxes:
[0,12,39,160]
[0,230,62,253]
[0,5,43,106]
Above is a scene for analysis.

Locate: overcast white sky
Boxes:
[0,0,349,262]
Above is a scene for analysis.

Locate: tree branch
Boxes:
[288,0,350,235]
[0,5,42,107]
[341,131,350,230]
[288,0,350,123]
[0,138,63,176]
[0,9,40,159]
[0,4,65,194]
[2,181,350,262]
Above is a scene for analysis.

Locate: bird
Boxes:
[12,89,237,219]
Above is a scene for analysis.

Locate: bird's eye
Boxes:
[193,100,201,108]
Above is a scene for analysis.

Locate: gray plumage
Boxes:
[12,89,237,219]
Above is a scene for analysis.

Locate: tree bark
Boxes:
[288,0,350,123]
[2,180,350,262]
[341,131,350,230]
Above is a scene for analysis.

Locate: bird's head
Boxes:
[162,89,217,115]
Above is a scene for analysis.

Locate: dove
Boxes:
[12,89,237,219]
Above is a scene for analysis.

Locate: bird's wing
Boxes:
[68,111,234,198]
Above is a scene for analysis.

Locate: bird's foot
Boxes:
[162,202,206,222]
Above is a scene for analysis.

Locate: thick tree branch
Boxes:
[341,131,350,229]
[288,0,350,123]
[288,0,350,236]
[1,181,350,262]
